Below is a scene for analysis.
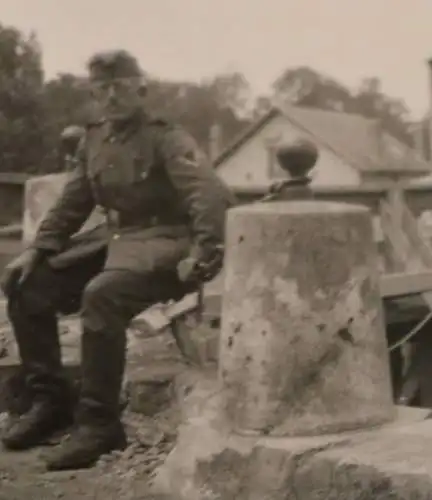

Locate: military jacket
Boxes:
[33,113,236,272]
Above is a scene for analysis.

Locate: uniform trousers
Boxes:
[6,235,192,421]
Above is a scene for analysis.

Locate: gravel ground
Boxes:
[0,406,178,499]
[0,310,184,500]
[0,284,219,499]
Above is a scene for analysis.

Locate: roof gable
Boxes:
[214,105,431,176]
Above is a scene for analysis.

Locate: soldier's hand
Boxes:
[0,248,44,296]
[177,257,199,284]
[177,246,224,285]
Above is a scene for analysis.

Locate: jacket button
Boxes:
[113,233,120,240]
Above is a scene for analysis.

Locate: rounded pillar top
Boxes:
[275,138,318,180]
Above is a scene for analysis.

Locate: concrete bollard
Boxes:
[219,200,395,437]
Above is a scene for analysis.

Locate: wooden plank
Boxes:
[132,291,222,332]
[133,293,200,331]
[381,188,432,408]
[380,200,420,271]
[380,270,432,298]
[402,205,432,267]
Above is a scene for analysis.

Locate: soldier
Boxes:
[0,49,235,470]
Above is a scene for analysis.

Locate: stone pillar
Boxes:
[219,201,395,437]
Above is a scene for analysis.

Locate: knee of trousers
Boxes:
[7,284,56,320]
[81,277,130,334]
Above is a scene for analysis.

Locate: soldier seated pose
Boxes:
[0,49,235,471]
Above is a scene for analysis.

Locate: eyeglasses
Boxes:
[91,77,143,98]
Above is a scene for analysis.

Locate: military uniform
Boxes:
[2,50,235,470]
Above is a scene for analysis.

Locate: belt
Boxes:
[105,209,187,229]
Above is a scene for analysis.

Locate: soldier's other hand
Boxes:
[177,247,224,285]
[177,257,199,284]
[0,249,44,296]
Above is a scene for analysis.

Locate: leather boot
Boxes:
[44,328,127,471]
[2,301,74,450]
[2,394,74,451]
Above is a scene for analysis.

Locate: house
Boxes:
[214,105,432,189]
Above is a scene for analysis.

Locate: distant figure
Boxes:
[60,125,86,171]
[0,49,235,471]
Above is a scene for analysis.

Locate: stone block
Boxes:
[153,373,432,500]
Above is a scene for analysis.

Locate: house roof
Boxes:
[214,105,432,176]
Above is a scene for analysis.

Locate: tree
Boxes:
[41,73,95,171]
[0,22,252,173]
[0,25,46,172]
[252,95,273,119]
[266,66,413,146]
[352,77,412,145]
[272,66,354,112]
[145,73,251,156]
[206,71,251,118]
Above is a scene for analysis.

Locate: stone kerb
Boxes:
[219,200,396,437]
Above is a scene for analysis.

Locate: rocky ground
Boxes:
[0,306,218,499]
[0,408,176,499]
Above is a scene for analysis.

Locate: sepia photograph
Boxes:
[0,0,430,497]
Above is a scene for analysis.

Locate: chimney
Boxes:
[408,121,426,159]
[426,58,432,162]
[209,123,222,163]
[372,119,386,167]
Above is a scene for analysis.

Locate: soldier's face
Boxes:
[91,77,145,119]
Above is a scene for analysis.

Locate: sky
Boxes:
[2,0,432,119]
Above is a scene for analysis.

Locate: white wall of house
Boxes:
[216,114,361,189]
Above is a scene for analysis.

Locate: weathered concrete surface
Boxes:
[219,201,395,437]
[153,372,432,500]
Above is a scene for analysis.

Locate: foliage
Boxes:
[0,24,45,172]
[268,66,414,146]
[0,24,422,174]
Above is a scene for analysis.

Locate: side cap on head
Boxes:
[87,50,144,81]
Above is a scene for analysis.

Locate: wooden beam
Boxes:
[380,270,432,298]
